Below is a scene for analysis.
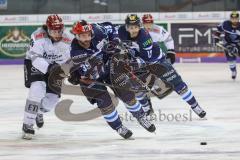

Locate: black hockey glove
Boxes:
[212,31,221,47]
[68,69,80,85]
[213,37,220,46]
[102,41,122,56]
[48,63,57,73]
[166,49,176,64]
[47,63,66,95]
[226,44,239,57]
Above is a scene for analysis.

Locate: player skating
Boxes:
[68,20,156,139]
[22,14,72,139]
[213,11,240,80]
[117,14,206,118]
[138,13,176,115]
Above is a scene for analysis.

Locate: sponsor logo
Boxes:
[171,23,224,53]
[0,27,30,57]
[142,38,153,48]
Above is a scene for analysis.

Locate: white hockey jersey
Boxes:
[148,24,174,51]
[26,27,72,74]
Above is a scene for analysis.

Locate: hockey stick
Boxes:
[64,75,148,92]
[216,42,239,57]
[56,41,172,99]
[216,42,227,50]
[64,58,171,98]
[122,65,173,99]
[106,41,173,99]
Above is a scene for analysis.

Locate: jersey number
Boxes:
[147,50,152,58]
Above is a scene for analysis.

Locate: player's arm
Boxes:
[102,22,121,42]
[159,27,176,64]
[139,29,163,63]
[213,22,224,45]
[27,34,49,74]
[70,47,103,81]
[159,27,174,51]
[70,47,89,75]
[69,48,89,85]
[61,32,74,63]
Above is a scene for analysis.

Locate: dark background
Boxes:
[0,0,239,14]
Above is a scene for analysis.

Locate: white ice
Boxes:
[0,63,240,160]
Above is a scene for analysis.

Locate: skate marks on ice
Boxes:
[0,119,239,160]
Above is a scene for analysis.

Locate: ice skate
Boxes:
[231,70,237,80]
[117,125,133,139]
[137,115,156,132]
[36,113,44,128]
[22,124,35,140]
[192,105,206,118]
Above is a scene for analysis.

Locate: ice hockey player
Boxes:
[22,14,72,139]
[213,11,240,80]
[140,13,176,115]
[118,14,206,118]
[68,20,156,139]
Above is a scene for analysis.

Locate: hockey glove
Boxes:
[226,44,239,57]
[47,63,66,95]
[68,69,81,85]
[166,49,176,64]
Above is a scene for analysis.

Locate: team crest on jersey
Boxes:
[0,27,30,58]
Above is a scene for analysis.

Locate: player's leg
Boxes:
[35,63,67,128]
[225,50,237,79]
[135,73,172,116]
[23,81,46,139]
[36,93,60,128]
[174,81,206,118]
[150,60,206,118]
[35,76,62,128]
[135,92,153,116]
[80,82,133,139]
[23,59,46,139]
[113,88,156,132]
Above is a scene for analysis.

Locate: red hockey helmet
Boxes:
[72,20,93,35]
[142,14,154,24]
[46,14,64,30]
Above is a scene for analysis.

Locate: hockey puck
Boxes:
[200,142,207,145]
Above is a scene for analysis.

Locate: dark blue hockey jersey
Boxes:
[70,22,118,79]
[117,25,164,63]
[217,20,240,44]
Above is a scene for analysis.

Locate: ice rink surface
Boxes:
[0,63,240,160]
